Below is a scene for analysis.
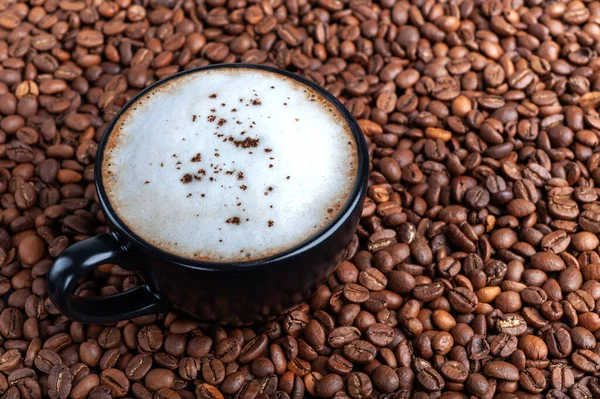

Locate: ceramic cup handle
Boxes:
[47,231,167,323]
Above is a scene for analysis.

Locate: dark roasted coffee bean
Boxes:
[346,372,372,399]
[126,354,152,381]
[371,365,399,393]
[48,365,72,399]
[315,373,343,398]
[328,327,360,348]
[35,349,62,374]
[483,360,519,381]
[327,354,352,376]
[416,366,444,391]
[138,325,163,352]
[440,360,468,382]
[489,333,518,358]
[364,323,394,347]
[550,365,574,391]
[448,287,478,313]
[215,337,242,363]
[343,341,376,364]
[239,334,268,364]
[196,383,224,399]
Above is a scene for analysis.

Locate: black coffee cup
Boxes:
[47,64,368,325]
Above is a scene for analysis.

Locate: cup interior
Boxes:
[95,64,370,270]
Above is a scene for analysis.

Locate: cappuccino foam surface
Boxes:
[103,68,358,262]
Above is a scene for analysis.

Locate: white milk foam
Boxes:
[103,67,358,262]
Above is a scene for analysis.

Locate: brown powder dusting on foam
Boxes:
[192,115,197,121]
[191,153,202,162]
[237,172,244,180]
[209,94,217,98]
[207,115,216,122]
[144,181,150,184]
[101,69,357,264]
[226,217,241,225]
[240,185,247,190]
[217,118,226,126]
[264,148,272,153]
[180,174,193,184]
[251,98,262,105]
[231,137,259,148]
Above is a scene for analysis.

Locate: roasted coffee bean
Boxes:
[439,361,468,383]
[48,365,72,399]
[35,349,62,374]
[215,337,241,363]
[346,372,372,399]
[138,326,163,352]
[550,365,574,392]
[371,365,399,393]
[489,333,518,358]
[483,360,519,381]
[126,354,152,381]
[99,368,129,397]
[327,354,352,376]
[343,341,376,364]
[520,367,546,393]
[239,334,268,364]
[448,287,478,313]
[315,374,343,398]
[364,323,394,347]
[327,327,360,348]
[221,372,245,394]
[196,383,224,399]
[417,366,445,391]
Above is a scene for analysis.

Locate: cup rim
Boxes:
[95,63,369,271]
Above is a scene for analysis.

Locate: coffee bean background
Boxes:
[1,0,600,397]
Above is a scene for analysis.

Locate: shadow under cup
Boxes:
[47,64,369,325]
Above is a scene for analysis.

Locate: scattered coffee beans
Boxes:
[1,0,600,397]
